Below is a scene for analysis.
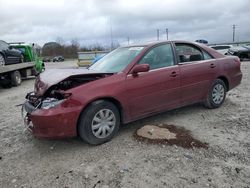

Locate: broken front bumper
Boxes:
[22,100,36,132]
[22,93,82,139]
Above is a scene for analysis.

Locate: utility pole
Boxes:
[232,24,236,42]
[157,29,160,41]
[127,36,130,45]
[110,17,113,50]
[166,28,169,40]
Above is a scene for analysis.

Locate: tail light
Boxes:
[234,57,241,66]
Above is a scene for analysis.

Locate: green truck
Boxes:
[0,43,45,88]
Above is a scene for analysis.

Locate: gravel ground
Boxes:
[0,60,249,188]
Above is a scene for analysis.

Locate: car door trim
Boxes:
[127,65,179,77]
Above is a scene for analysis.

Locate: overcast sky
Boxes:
[0,0,249,47]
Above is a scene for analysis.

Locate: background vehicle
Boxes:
[23,41,242,145]
[210,45,233,55]
[42,57,51,62]
[10,43,34,62]
[195,39,208,44]
[10,43,45,73]
[0,42,45,87]
[228,45,250,61]
[0,40,23,66]
[92,54,106,64]
[52,56,64,62]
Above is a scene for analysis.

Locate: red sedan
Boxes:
[23,41,242,145]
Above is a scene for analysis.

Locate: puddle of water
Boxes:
[134,124,208,149]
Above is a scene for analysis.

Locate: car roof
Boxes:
[124,40,197,48]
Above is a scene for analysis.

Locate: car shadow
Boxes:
[30,98,236,151]
[30,103,205,149]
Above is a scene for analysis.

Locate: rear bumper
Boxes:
[229,72,242,90]
[22,100,82,139]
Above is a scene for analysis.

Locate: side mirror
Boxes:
[8,46,13,50]
[131,64,149,76]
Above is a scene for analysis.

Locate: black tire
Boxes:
[204,79,226,109]
[11,70,22,86]
[78,100,120,145]
[0,54,5,66]
[42,62,45,71]
[239,55,244,61]
[20,54,24,63]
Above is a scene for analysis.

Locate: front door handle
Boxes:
[210,63,216,68]
[170,71,178,77]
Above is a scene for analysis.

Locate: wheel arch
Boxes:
[76,96,124,136]
[217,76,229,91]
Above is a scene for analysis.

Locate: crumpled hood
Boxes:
[38,68,105,85]
[35,68,112,96]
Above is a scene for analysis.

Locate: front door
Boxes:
[125,43,181,121]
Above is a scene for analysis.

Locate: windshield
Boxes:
[89,46,145,72]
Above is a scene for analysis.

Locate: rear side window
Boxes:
[175,43,212,63]
[138,44,174,70]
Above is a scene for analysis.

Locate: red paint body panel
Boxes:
[179,59,220,105]
[125,66,181,120]
[30,99,82,138]
[26,41,242,138]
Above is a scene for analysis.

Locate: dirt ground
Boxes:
[0,60,249,188]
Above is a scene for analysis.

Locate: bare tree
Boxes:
[55,37,65,46]
[42,38,108,59]
[71,38,80,50]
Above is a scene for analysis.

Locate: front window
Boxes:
[89,47,145,73]
[14,47,26,53]
[138,44,174,70]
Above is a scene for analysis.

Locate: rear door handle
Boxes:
[210,63,216,68]
[170,71,178,77]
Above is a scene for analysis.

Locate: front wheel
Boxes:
[204,79,226,109]
[20,55,24,63]
[78,100,120,145]
[0,54,5,66]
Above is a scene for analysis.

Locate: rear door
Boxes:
[125,43,181,120]
[174,43,218,106]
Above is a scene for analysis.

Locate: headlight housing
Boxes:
[41,98,65,109]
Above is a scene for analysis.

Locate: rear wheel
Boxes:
[204,79,226,109]
[11,70,22,86]
[20,55,24,63]
[0,54,5,66]
[78,100,120,145]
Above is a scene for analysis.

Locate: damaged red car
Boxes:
[22,41,242,145]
